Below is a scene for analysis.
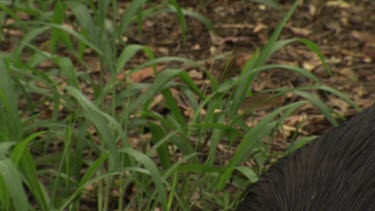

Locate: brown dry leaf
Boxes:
[338,67,359,82]
[326,1,350,8]
[209,31,223,46]
[363,43,375,59]
[308,4,317,15]
[38,60,57,69]
[191,44,201,50]
[235,54,251,68]
[84,56,101,73]
[218,23,254,29]
[131,65,165,82]
[188,69,203,80]
[253,22,267,33]
[299,51,323,71]
[327,97,350,113]
[116,65,166,82]
[150,94,164,109]
[351,31,375,43]
[288,26,312,36]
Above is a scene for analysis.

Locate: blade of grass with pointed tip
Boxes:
[261,85,360,111]
[255,1,298,67]
[218,101,307,190]
[67,1,117,73]
[284,136,317,156]
[128,68,183,114]
[253,64,321,83]
[162,89,187,128]
[168,0,187,44]
[17,149,50,210]
[11,131,45,165]
[0,159,29,211]
[149,123,172,169]
[230,1,299,115]
[269,38,332,76]
[0,59,23,142]
[178,71,206,100]
[14,26,49,57]
[66,87,126,170]
[66,86,129,147]
[117,44,148,72]
[236,166,259,183]
[180,8,213,30]
[293,90,338,126]
[29,21,103,54]
[59,153,110,210]
[51,1,73,53]
[120,148,168,211]
[314,85,359,111]
[66,2,99,46]
[118,0,148,36]
[55,57,80,88]
[0,142,15,159]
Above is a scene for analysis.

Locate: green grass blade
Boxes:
[148,123,172,169]
[162,89,187,128]
[0,142,15,159]
[66,86,129,147]
[117,44,148,72]
[0,159,29,211]
[118,0,148,36]
[65,87,127,170]
[50,1,73,53]
[253,64,321,82]
[235,166,259,183]
[178,71,206,100]
[168,0,187,44]
[255,1,298,67]
[284,136,317,155]
[18,150,50,210]
[10,131,45,165]
[79,154,109,187]
[260,85,359,112]
[0,58,23,142]
[128,68,183,114]
[58,153,109,210]
[30,21,103,54]
[218,101,307,190]
[297,38,332,76]
[229,1,298,113]
[66,2,99,46]
[55,57,80,88]
[120,148,168,211]
[180,8,213,30]
[293,90,338,126]
[14,26,49,57]
[269,38,332,76]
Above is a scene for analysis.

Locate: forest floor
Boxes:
[119,1,375,206]
[127,0,375,148]
[1,0,375,210]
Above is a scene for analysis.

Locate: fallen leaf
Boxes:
[116,65,165,82]
[339,67,359,82]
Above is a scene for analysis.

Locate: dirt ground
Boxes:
[128,0,375,145]
[2,0,375,209]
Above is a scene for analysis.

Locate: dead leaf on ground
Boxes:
[116,65,166,82]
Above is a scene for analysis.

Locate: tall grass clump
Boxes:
[0,0,357,210]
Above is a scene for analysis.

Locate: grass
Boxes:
[0,0,358,210]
